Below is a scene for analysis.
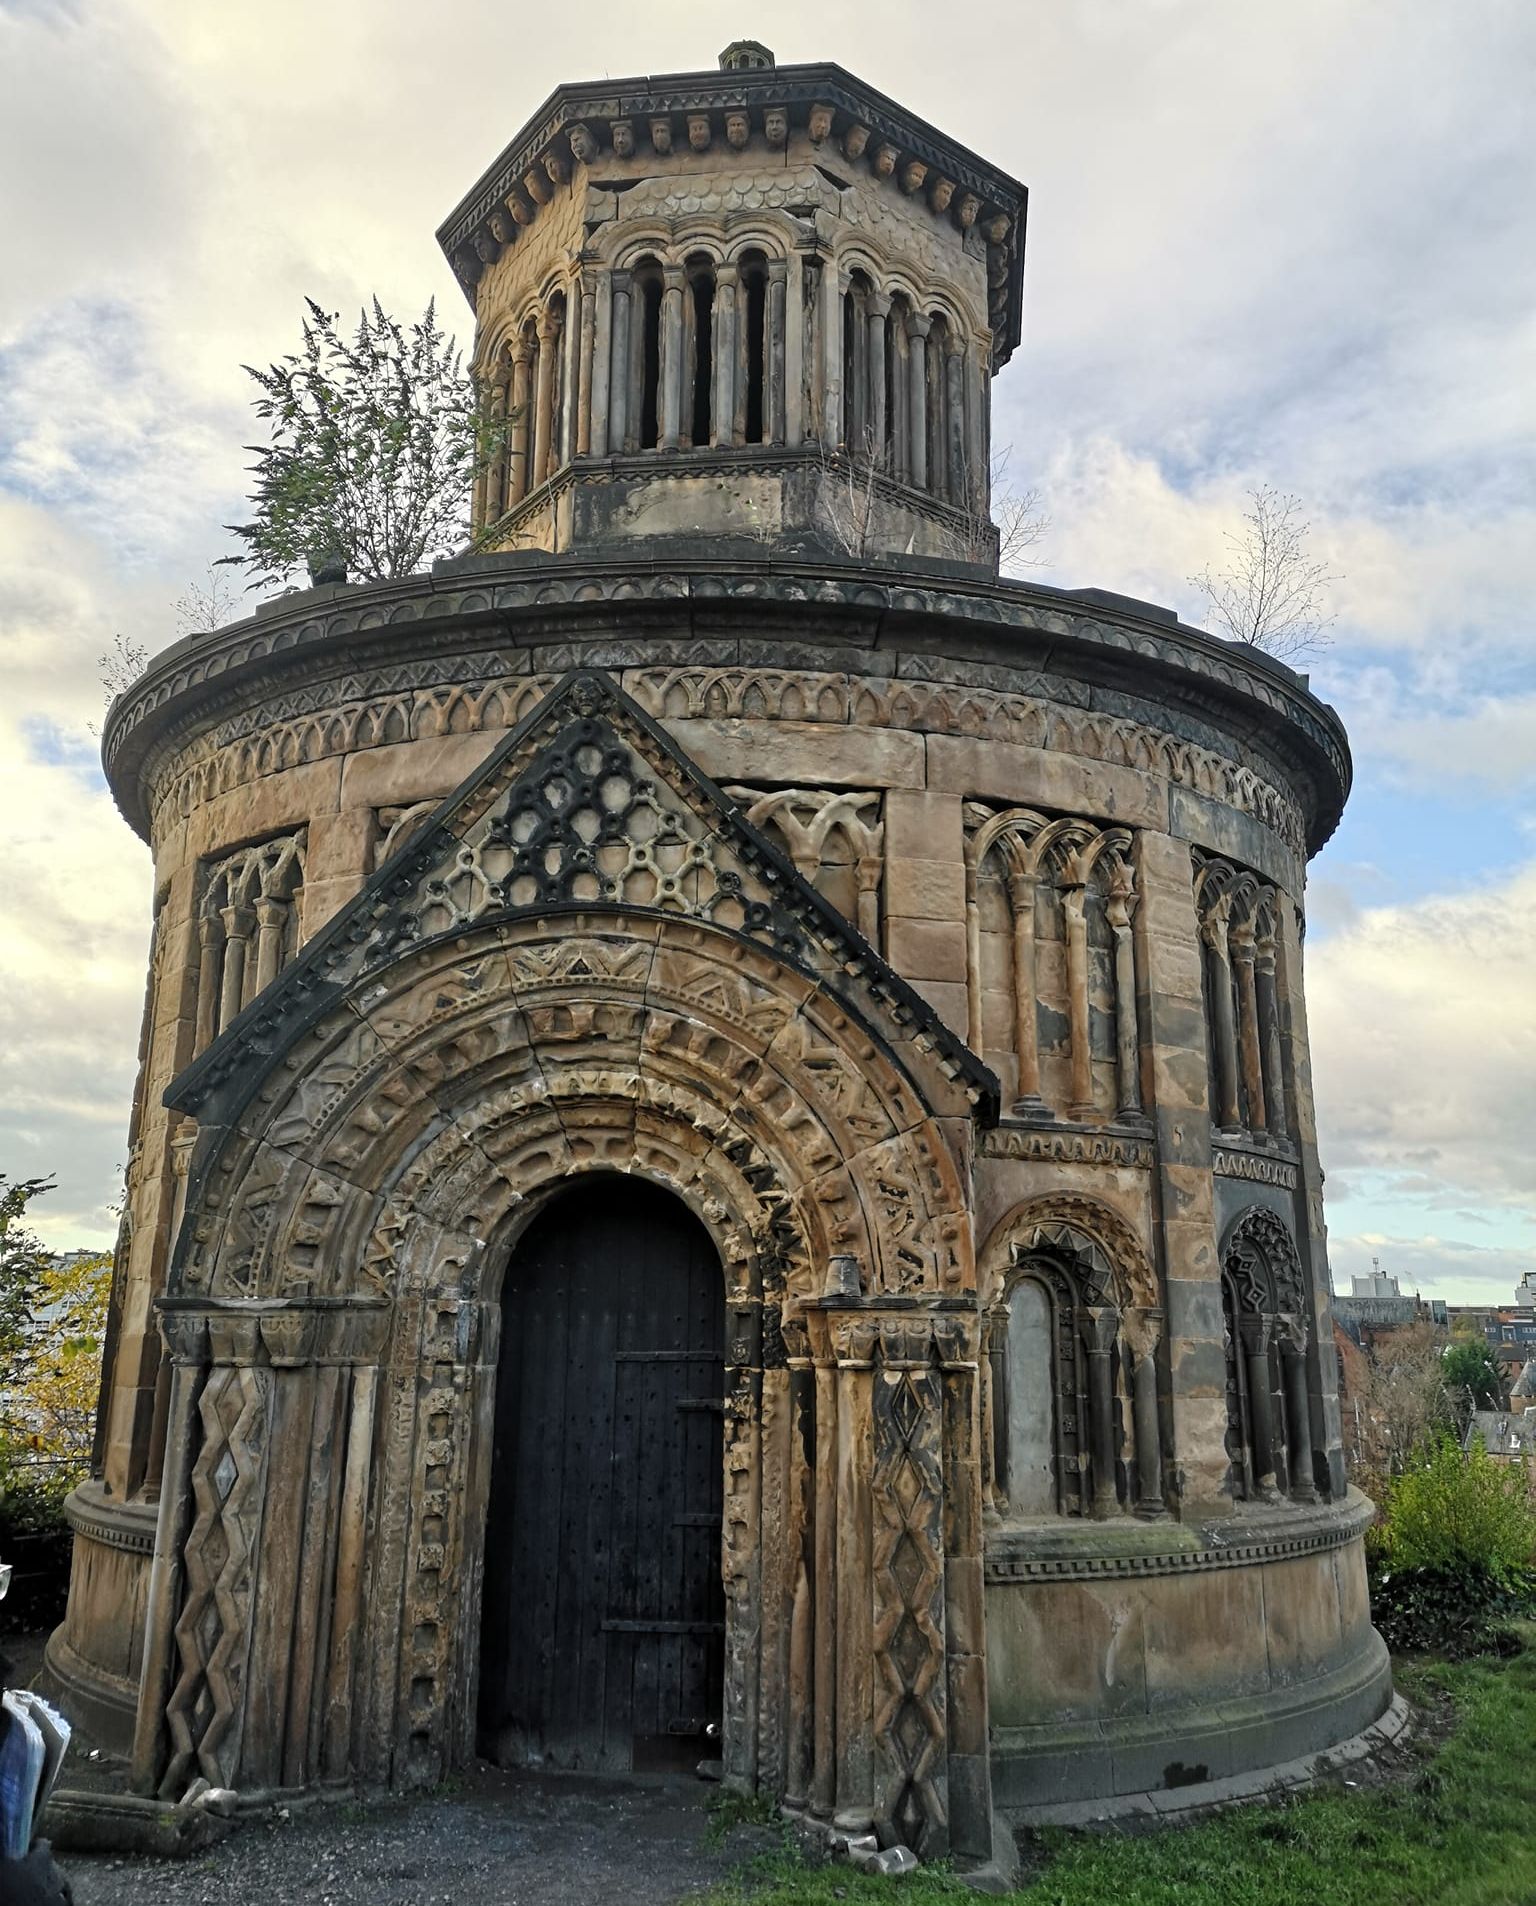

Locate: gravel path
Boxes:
[61,1768,775,1906]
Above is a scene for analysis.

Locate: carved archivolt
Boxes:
[177,915,970,1307]
[978,1194,1157,1315]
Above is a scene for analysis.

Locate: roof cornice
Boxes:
[434,60,1028,365]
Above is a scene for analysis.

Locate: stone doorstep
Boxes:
[781,1804,1020,1892]
[1002,1693,1415,1836]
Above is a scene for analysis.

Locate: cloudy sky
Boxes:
[2,0,1532,1304]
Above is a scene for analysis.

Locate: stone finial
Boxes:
[764,106,788,147]
[687,113,712,152]
[650,115,672,153]
[718,38,774,70]
[808,102,834,143]
[725,109,750,149]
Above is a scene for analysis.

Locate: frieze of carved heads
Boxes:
[440,82,1020,367]
[143,657,1306,866]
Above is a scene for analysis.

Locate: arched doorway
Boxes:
[478,1176,726,1772]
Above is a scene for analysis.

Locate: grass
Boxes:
[698,1633,1536,1906]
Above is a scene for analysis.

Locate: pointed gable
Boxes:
[169,668,997,1126]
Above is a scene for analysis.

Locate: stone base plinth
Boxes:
[43,1482,157,1754]
[985,1491,1390,1809]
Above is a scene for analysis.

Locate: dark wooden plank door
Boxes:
[478,1176,725,1772]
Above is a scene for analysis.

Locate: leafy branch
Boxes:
[223,298,508,590]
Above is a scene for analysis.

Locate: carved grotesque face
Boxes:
[808,103,833,143]
[725,111,749,150]
[610,119,634,157]
[764,107,788,147]
[568,123,597,165]
[650,117,672,154]
[873,142,897,178]
[688,114,711,151]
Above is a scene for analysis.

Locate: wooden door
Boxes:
[478,1176,726,1772]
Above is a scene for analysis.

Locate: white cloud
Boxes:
[1309,861,1536,1234]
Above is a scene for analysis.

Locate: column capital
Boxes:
[905,312,932,342]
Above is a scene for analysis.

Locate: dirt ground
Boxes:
[60,1765,777,1906]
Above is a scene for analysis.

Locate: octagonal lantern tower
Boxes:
[436,44,1024,563]
[59,42,1387,1872]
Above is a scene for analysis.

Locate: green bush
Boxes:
[1368,1433,1536,1657]
[0,1457,75,1635]
[1373,1432,1536,1577]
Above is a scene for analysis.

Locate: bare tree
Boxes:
[98,633,149,706]
[1189,485,1338,662]
[815,443,887,560]
[1344,1322,1454,1493]
[986,449,1050,576]
[174,564,240,636]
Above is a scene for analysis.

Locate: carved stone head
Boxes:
[808,103,833,143]
[688,113,711,152]
[567,122,597,165]
[725,110,749,150]
[650,116,672,154]
[764,107,788,148]
[610,117,634,157]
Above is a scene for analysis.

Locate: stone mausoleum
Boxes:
[58,44,1388,1867]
